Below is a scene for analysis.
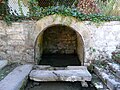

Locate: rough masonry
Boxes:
[0,15,120,66]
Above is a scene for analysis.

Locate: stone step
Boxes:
[29,66,92,82]
[91,73,109,90]
[33,65,88,70]
[106,60,120,79]
[94,66,120,90]
[0,60,8,70]
[0,64,33,90]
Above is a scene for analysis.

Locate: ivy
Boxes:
[27,5,120,22]
[2,3,120,25]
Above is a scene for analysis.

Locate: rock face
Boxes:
[0,64,33,90]
[29,66,92,82]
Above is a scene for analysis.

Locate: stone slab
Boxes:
[107,78,120,90]
[107,61,120,79]
[67,66,87,70]
[0,64,33,90]
[0,60,8,70]
[91,74,109,90]
[94,66,120,90]
[30,66,92,82]
[33,65,53,70]
[33,65,88,70]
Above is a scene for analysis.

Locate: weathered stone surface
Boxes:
[0,39,7,46]
[81,81,88,87]
[107,61,120,79]
[33,65,89,71]
[33,65,52,70]
[0,60,8,70]
[107,78,120,90]
[67,66,87,70]
[94,66,120,90]
[30,66,92,82]
[30,70,58,81]
[42,25,77,54]
[8,40,25,45]
[91,74,109,90]
[0,64,33,90]
[0,16,120,64]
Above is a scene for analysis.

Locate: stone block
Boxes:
[106,78,120,90]
[8,40,25,45]
[108,62,120,78]
[94,66,120,90]
[30,67,92,82]
[0,28,6,35]
[81,81,88,87]
[33,65,52,70]
[6,26,24,35]
[8,34,25,40]
[0,64,33,90]
[0,39,6,46]
[67,66,87,70]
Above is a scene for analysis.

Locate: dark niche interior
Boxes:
[38,25,81,67]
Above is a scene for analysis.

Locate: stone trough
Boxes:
[29,66,92,82]
[0,64,33,90]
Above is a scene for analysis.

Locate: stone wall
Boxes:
[0,20,35,63]
[0,15,120,65]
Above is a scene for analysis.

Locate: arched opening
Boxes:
[35,24,84,67]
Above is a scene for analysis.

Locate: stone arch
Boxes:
[33,15,92,66]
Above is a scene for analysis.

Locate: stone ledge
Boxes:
[94,66,120,90]
[33,65,87,70]
[0,64,33,90]
[106,61,120,79]
[67,66,87,70]
[30,66,92,82]
[91,74,109,90]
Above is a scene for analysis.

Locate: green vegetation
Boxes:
[0,0,120,25]
[96,0,120,16]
